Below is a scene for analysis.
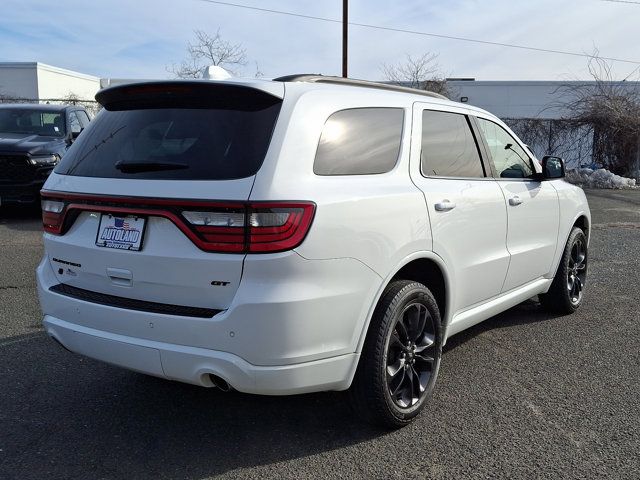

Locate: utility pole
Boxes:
[635,133,640,182]
[342,0,348,78]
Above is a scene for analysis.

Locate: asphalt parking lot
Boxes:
[0,189,639,480]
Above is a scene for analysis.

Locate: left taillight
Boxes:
[41,199,66,234]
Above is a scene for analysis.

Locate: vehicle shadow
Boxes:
[443,298,564,352]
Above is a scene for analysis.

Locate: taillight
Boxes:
[182,208,246,252]
[248,203,315,252]
[181,202,315,253]
[41,199,66,234]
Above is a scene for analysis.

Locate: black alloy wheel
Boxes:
[540,227,588,314]
[567,236,587,305]
[386,302,437,408]
[350,280,442,428]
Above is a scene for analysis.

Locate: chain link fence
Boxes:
[0,97,101,116]
[505,118,594,169]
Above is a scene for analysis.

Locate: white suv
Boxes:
[37,75,590,427]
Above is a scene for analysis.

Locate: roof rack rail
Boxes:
[273,74,448,100]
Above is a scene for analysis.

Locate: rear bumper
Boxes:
[37,251,381,394]
[43,315,358,394]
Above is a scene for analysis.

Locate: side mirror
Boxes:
[541,155,565,179]
[71,128,83,141]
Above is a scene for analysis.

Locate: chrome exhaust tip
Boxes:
[209,374,232,392]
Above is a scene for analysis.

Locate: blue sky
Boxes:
[0,0,638,81]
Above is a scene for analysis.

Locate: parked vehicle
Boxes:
[0,104,90,205]
[37,75,590,427]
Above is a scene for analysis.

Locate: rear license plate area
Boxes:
[95,214,146,251]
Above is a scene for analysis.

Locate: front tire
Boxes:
[539,227,588,314]
[349,280,442,428]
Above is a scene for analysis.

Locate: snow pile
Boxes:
[565,168,637,189]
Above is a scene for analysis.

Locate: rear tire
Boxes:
[539,227,588,314]
[349,280,442,428]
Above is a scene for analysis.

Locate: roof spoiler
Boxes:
[95,81,283,111]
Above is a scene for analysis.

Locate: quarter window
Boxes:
[314,108,404,175]
[476,118,534,179]
[421,110,485,178]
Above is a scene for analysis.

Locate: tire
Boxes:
[539,227,588,314]
[349,280,442,428]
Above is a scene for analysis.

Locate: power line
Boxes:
[197,0,640,65]
[597,0,640,5]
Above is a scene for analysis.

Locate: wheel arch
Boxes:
[547,211,591,284]
[355,251,452,355]
[573,214,590,244]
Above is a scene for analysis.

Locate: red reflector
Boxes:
[42,211,64,234]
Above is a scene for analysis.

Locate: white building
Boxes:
[446,79,640,120]
[0,62,100,101]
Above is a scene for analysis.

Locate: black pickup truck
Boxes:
[0,104,91,205]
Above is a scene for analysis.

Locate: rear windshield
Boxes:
[55,84,282,180]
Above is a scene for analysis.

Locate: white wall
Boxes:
[448,80,640,120]
[0,62,100,101]
[36,64,100,101]
[0,63,39,98]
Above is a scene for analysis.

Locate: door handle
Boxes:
[509,196,523,206]
[434,200,456,211]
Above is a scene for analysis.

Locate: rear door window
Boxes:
[314,108,404,175]
[421,110,485,178]
[55,84,282,180]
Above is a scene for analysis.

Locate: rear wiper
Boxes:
[114,161,189,173]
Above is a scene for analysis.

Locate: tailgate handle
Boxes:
[107,268,132,287]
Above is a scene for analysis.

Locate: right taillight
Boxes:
[247,203,315,253]
[181,202,315,253]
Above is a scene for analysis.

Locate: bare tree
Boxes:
[553,53,640,178]
[253,61,264,79]
[382,53,451,97]
[62,92,80,105]
[169,29,247,78]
